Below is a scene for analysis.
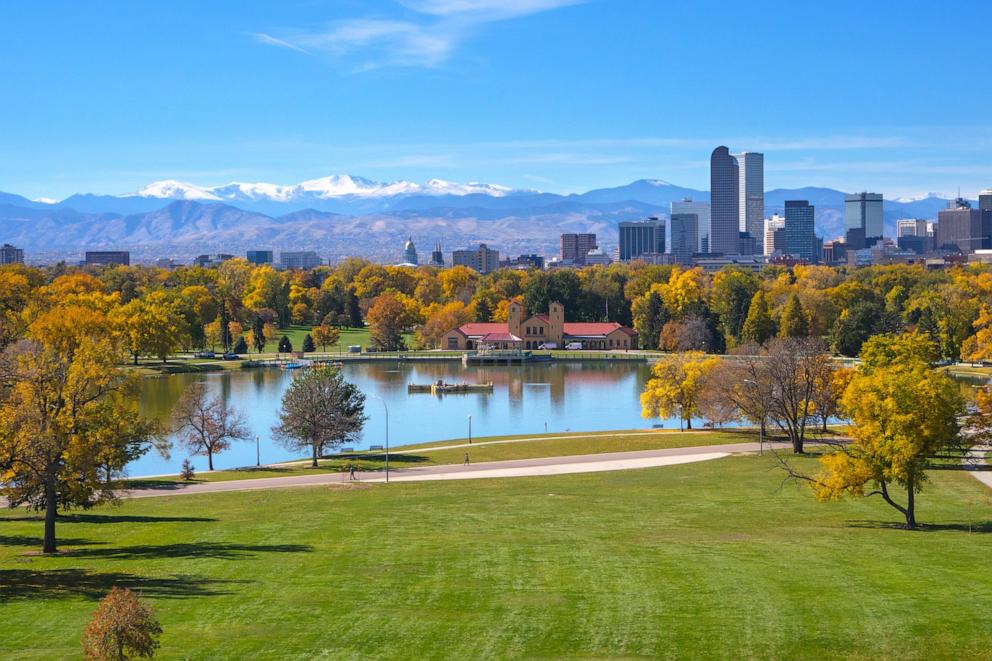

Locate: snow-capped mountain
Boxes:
[131,175,520,204]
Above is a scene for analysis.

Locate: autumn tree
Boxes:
[962,305,992,362]
[704,350,773,436]
[778,293,809,338]
[113,294,189,364]
[641,351,719,430]
[740,290,776,346]
[806,333,964,529]
[0,306,161,553]
[811,364,854,433]
[763,337,829,453]
[312,324,341,352]
[83,587,162,661]
[367,292,410,351]
[272,366,366,467]
[170,382,250,470]
[415,301,474,349]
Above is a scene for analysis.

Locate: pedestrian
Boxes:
[464,452,470,466]
[348,464,356,481]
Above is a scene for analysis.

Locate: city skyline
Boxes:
[2,1,992,199]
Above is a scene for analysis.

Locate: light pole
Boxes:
[371,395,389,483]
[468,414,472,444]
[255,435,260,467]
[742,379,763,456]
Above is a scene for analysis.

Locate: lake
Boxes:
[133,360,660,476]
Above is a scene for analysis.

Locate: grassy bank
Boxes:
[3,453,992,658]
[128,429,774,485]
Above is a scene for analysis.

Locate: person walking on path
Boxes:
[464,453,470,466]
[348,464,357,481]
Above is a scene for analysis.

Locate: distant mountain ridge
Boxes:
[0,176,976,262]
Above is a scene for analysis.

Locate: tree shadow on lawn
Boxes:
[0,535,100,548]
[925,461,992,471]
[58,514,218,524]
[339,453,429,465]
[63,541,313,560]
[847,519,992,533]
[0,569,246,601]
[123,479,201,491]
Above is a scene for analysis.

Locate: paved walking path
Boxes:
[119,441,776,500]
[963,445,992,490]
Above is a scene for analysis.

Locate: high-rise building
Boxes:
[896,219,928,237]
[279,251,321,270]
[735,151,764,240]
[618,218,665,262]
[0,243,24,265]
[979,189,992,212]
[85,251,130,267]
[193,254,234,268]
[782,201,817,261]
[845,192,884,240]
[671,199,710,253]
[247,250,274,265]
[936,198,991,253]
[430,242,444,267]
[560,233,598,265]
[452,244,499,274]
[403,237,418,265]
[710,146,740,254]
[763,214,786,256]
[896,219,932,253]
[669,204,698,265]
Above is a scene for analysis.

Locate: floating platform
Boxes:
[408,382,494,395]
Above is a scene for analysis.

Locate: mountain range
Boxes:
[0,176,969,263]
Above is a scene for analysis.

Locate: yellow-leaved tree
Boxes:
[641,351,719,430]
[808,332,963,529]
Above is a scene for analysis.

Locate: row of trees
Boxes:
[641,333,975,529]
[4,259,992,359]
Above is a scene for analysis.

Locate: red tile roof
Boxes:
[458,323,509,337]
[563,322,634,337]
[480,332,522,342]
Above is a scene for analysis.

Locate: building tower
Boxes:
[403,237,418,265]
[783,201,817,261]
[669,200,700,265]
[844,192,884,242]
[709,146,740,254]
[618,218,665,261]
[430,241,444,267]
[735,151,765,244]
[548,301,564,346]
[507,299,525,338]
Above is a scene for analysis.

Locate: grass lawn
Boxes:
[128,429,779,485]
[3,453,992,659]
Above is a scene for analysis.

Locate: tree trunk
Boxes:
[685,416,692,430]
[133,352,139,366]
[905,476,917,530]
[207,451,214,471]
[43,471,58,554]
[821,416,829,433]
[311,444,319,469]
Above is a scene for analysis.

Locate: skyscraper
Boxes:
[936,199,990,253]
[735,151,764,241]
[671,199,710,253]
[246,250,274,265]
[709,146,740,254]
[980,189,992,212]
[0,243,24,265]
[560,233,598,265]
[452,244,499,274]
[430,241,444,267]
[618,218,665,261]
[669,202,699,265]
[845,192,884,240]
[783,201,817,261]
[763,215,785,256]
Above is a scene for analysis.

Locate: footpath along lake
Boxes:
[133,361,663,476]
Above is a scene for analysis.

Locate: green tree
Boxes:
[740,290,776,346]
[778,293,809,338]
[807,333,964,529]
[251,315,267,353]
[831,300,899,357]
[710,269,758,347]
[232,336,248,354]
[631,289,668,351]
[278,335,293,353]
[302,333,315,353]
[272,366,367,467]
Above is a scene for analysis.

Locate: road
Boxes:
[963,445,992,490]
[118,441,777,500]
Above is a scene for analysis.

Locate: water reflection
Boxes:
[131,361,655,476]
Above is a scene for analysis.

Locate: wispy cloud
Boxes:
[254,0,583,69]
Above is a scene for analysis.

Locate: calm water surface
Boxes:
[133,361,661,476]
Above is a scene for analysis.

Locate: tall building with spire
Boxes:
[403,237,418,265]
[709,146,740,254]
[430,241,444,267]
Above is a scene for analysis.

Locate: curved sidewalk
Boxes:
[963,445,992,490]
[120,442,771,500]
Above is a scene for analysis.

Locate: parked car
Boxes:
[347,345,361,354]
[537,342,558,350]
[194,351,215,359]
[565,342,583,350]
[222,352,240,361]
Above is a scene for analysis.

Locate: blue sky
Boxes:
[1,0,990,200]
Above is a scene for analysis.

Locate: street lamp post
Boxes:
[372,395,389,483]
[255,435,260,467]
[468,414,472,444]
[742,379,763,456]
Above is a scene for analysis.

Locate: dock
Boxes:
[463,350,553,366]
[408,382,494,395]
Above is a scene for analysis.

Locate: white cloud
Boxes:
[254,0,583,69]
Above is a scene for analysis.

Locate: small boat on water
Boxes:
[408,380,494,395]
[282,361,309,370]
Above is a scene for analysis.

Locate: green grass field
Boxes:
[4,452,992,659]
[129,429,766,485]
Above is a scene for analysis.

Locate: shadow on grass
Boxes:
[123,479,201,490]
[0,535,99,548]
[58,514,218,524]
[0,569,246,601]
[925,462,991,471]
[847,519,992,533]
[64,542,312,560]
[336,453,429,465]
[227,466,296,476]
